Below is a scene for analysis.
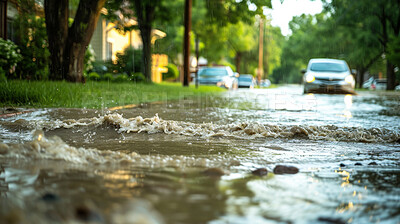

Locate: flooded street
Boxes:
[1,85,399,224]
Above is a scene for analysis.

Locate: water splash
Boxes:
[28,113,400,143]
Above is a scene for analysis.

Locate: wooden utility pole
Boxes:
[257,19,264,85]
[183,0,192,87]
[0,0,7,39]
[195,37,199,88]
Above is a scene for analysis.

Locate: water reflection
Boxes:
[343,94,353,119]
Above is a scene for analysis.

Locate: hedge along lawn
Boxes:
[0,80,226,109]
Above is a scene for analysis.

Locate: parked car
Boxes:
[370,79,387,90]
[362,77,375,89]
[302,58,355,94]
[238,74,256,88]
[259,79,271,88]
[196,66,238,89]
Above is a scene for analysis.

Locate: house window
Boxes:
[7,19,15,42]
[107,42,113,60]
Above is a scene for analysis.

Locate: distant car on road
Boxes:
[259,79,271,88]
[362,77,375,89]
[370,79,387,90]
[238,74,256,88]
[196,66,238,89]
[302,58,355,94]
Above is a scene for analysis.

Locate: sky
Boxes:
[266,0,324,36]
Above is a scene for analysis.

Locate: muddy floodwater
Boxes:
[1,85,399,224]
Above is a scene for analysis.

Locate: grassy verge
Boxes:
[0,80,225,109]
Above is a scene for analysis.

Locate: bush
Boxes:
[102,73,114,81]
[0,38,22,76]
[113,74,129,83]
[0,70,7,82]
[91,61,108,75]
[130,72,145,82]
[162,64,179,81]
[115,46,142,74]
[88,72,100,81]
[84,45,96,74]
[13,15,49,80]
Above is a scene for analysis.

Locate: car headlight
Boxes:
[345,75,354,84]
[305,74,315,83]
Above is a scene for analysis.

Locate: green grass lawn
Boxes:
[0,80,225,109]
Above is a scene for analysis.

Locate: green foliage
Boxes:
[388,36,400,67]
[88,72,100,81]
[102,73,114,82]
[115,46,142,74]
[323,0,400,88]
[0,38,22,75]
[91,61,109,75]
[162,64,179,81]
[0,70,7,83]
[219,61,237,72]
[130,72,146,82]
[227,21,256,58]
[105,0,272,78]
[84,45,96,73]
[113,74,129,83]
[13,14,50,80]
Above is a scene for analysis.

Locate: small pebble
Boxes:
[0,143,9,154]
[273,165,299,174]
[40,193,59,202]
[339,163,346,167]
[368,162,378,165]
[75,204,103,222]
[354,162,362,166]
[251,168,269,176]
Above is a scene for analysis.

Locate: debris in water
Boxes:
[251,168,269,176]
[354,162,362,166]
[339,163,346,167]
[273,165,299,174]
[75,202,104,223]
[203,168,226,177]
[368,162,378,166]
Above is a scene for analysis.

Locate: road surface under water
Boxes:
[0,85,399,224]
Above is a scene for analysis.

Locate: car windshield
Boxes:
[310,62,348,72]
[239,76,252,81]
[199,68,228,76]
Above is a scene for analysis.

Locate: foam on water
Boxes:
[0,130,239,167]
[30,113,400,143]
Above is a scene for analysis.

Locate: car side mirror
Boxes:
[234,72,240,78]
[351,69,357,75]
[301,69,306,74]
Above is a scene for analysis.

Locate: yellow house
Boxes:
[90,11,168,82]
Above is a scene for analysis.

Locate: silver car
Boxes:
[302,58,355,94]
[197,66,238,89]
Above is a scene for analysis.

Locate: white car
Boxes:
[302,58,355,94]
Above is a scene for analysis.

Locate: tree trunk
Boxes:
[134,1,155,83]
[386,61,396,90]
[140,25,152,82]
[235,52,242,74]
[44,0,69,80]
[356,67,366,88]
[44,0,105,82]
